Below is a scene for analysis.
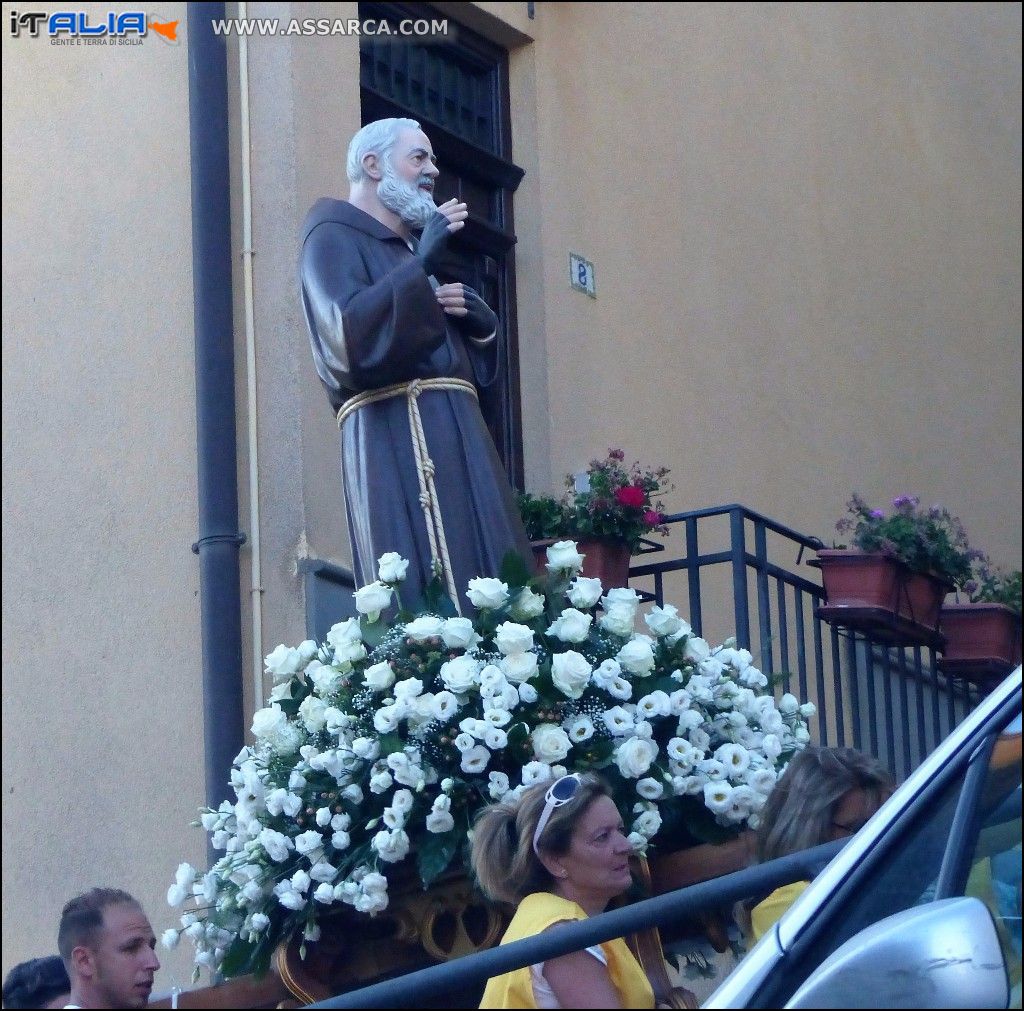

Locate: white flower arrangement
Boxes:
[166,544,814,979]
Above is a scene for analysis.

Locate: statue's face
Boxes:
[377,127,439,230]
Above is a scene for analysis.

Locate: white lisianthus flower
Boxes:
[510,586,547,620]
[431,690,459,722]
[567,576,604,609]
[454,732,476,753]
[258,828,293,863]
[393,677,424,701]
[644,604,687,638]
[294,830,324,856]
[372,705,401,734]
[466,577,509,610]
[265,788,303,818]
[479,665,505,692]
[488,770,511,800]
[354,581,393,621]
[567,715,595,742]
[460,744,491,774]
[546,540,585,573]
[483,707,513,727]
[800,702,817,718]
[372,828,411,863]
[636,777,665,800]
[628,831,648,854]
[441,617,480,650]
[550,650,593,699]
[592,658,623,688]
[440,654,481,693]
[313,882,336,905]
[495,621,535,656]
[615,736,659,778]
[632,807,663,838]
[501,651,539,684]
[531,723,572,763]
[704,779,735,815]
[715,742,752,779]
[521,761,554,786]
[697,758,727,782]
[426,809,456,833]
[483,726,508,750]
[162,928,180,950]
[605,676,631,701]
[637,690,670,719]
[602,706,635,736]
[600,603,637,637]
[546,608,593,643]
[377,552,409,583]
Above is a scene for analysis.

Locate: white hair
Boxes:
[346,117,423,184]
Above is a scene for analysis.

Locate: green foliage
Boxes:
[834,492,979,589]
[969,565,1022,613]
[517,492,573,541]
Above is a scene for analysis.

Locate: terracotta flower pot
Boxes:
[938,602,1022,685]
[810,549,951,646]
[577,538,632,589]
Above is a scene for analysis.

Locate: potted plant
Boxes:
[811,493,979,645]
[518,450,672,588]
[940,563,1022,683]
[165,547,814,999]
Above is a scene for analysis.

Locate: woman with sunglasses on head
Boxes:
[472,772,657,1009]
[741,745,895,943]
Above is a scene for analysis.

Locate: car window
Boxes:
[755,704,1022,1009]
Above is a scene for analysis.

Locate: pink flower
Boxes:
[615,485,646,508]
[643,510,663,527]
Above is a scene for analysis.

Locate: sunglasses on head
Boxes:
[531,774,583,856]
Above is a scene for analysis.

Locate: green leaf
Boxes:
[417,829,459,887]
[360,615,389,650]
[417,576,459,617]
[499,549,532,589]
[377,732,405,757]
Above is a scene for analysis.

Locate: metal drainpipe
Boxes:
[187,3,245,812]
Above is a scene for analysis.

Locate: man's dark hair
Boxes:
[2,954,70,1009]
[57,887,139,965]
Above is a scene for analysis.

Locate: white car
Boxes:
[705,666,1022,1009]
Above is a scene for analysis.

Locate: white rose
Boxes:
[264,644,303,682]
[307,660,344,697]
[546,540,585,573]
[377,552,409,584]
[354,581,393,620]
[326,618,362,648]
[299,695,328,733]
[404,615,445,641]
[615,736,659,778]
[363,661,396,692]
[531,723,572,763]
[466,577,509,610]
[546,608,593,643]
[602,587,641,609]
[441,617,479,650]
[495,621,535,656]
[684,636,712,662]
[568,576,604,609]
[600,603,637,637]
[440,654,481,693]
[617,637,656,675]
[644,604,688,638]
[501,651,538,684]
[550,650,593,699]
[510,587,546,620]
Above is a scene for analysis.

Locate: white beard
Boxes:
[378,158,437,230]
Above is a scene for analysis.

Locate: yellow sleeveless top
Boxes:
[479,892,655,1009]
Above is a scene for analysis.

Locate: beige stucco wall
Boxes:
[512,1,1022,641]
[0,1,205,993]
[1,0,1020,998]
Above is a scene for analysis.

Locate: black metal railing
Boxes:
[628,504,983,783]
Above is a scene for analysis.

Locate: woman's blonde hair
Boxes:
[470,774,611,906]
[756,746,895,863]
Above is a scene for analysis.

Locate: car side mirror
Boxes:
[786,896,1009,1008]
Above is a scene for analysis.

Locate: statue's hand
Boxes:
[435,283,498,337]
[418,199,467,275]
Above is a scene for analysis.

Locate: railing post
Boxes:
[729,507,750,649]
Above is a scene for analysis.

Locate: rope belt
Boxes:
[336,378,478,613]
